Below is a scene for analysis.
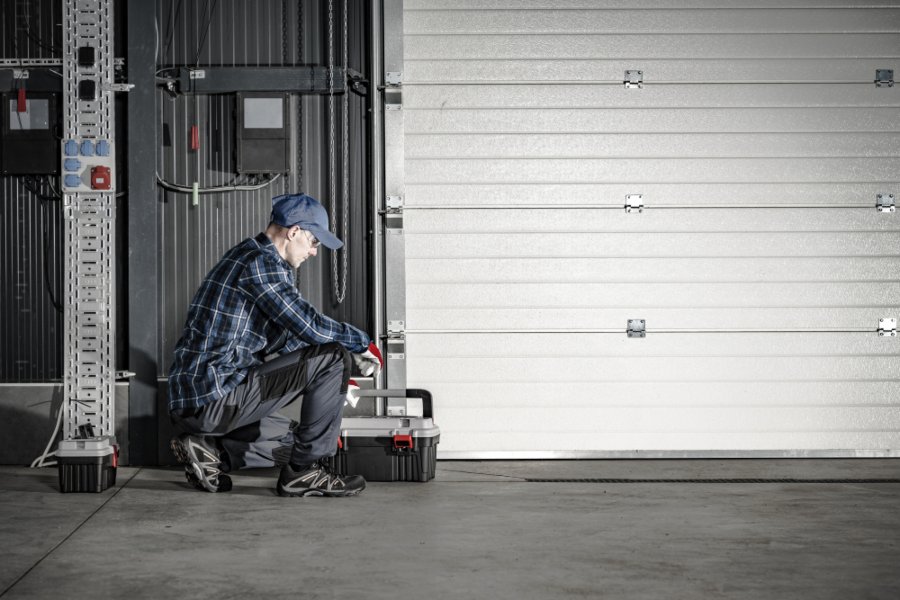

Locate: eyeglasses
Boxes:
[304,230,320,248]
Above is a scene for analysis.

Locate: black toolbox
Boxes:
[57,436,118,493]
[325,389,440,482]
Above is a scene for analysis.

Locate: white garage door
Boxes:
[385,0,900,457]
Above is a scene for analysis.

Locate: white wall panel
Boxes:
[395,1,900,456]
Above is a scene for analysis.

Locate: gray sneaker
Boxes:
[276,461,366,497]
[170,434,232,493]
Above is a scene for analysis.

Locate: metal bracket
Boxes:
[875,69,894,88]
[101,82,135,93]
[627,319,646,338]
[624,70,643,89]
[876,193,895,213]
[188,69,206,80]
[386,71,402,87]
[385,195,404,214]
[13,69,29,80]
[625,194,644,213]
[386,320,406,360]
[878,318,897,337]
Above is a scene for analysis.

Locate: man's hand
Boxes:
[345,379,360,407]
[352,342,383,378]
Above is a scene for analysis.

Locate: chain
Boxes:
[296,0,302,189]
[327,0,346,304]
[281,0,287,64]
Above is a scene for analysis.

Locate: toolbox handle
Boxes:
[350,388,433,418]
[393,434,414,450]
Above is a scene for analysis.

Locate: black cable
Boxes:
[162,0,185,65]
[22,176,64,314]
[17,12,61,54]
[193,0,218,66]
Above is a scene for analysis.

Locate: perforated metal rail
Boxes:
[61,0,117,439]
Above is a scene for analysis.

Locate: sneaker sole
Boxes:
[276,485,365,498]
[170,437,222,493]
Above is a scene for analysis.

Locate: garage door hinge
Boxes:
[625,194,644,213]
[876,193,895,213]
[627,319,646,338]
[624,70,643,89]
[387,320,405,339]
[385,195,403,214]
[878,318,896,337]
[386,321,406,360]
[875,69,894,88]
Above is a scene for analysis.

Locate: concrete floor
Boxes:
[2,460,899,599]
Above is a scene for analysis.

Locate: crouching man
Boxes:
[167,193,381,497]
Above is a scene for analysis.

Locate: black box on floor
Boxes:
[325,389,440,482]
[57,436,118,493]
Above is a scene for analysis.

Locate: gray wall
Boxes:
[155,0,372,374]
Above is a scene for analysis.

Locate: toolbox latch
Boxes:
[393,434,414,451]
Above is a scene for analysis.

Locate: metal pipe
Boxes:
[370,0,385,388]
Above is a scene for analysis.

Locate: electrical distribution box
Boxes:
[235,92,289,173]
[1,92,59,175]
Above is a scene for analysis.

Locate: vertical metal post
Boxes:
[382,0,405,388]
[370,0,385,386]
[61,0,116,438]
[126,0,160,464]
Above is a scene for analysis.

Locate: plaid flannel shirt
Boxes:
[168,233,370,411]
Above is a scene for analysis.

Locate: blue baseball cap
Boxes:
[270,193,343,250]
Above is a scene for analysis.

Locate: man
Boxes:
[168,193,382,497]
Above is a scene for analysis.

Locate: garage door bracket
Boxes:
[875,69,894,88]
[878,318,896,337]
[627,319,646,338]
[624,70,643,89]
[876,193,895,213]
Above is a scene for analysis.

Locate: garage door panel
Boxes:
[434,407,899,433]
[440,430,899,455]
[404,85,898,109]
[408,257,900,284]
[406,33,893,60]
[405,232,900,258]
[409,356,896,383]
[397,2,900,456]
[408,332,898,358]
[409,132,900,159]
[407,59,887,84]
[406,209,898,232]
[406,158,898,184]
[406,308,895,330]
[418,381,900,408]
[409,282,900,309]
[407,1,900,12]
[407,133,900,159]
[406,109,900,134]
[406,183,891,206]
[406,9,899,35]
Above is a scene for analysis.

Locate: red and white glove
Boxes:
[352,342,383,378]
[345,379,360,408]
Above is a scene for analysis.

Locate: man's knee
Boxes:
[316,342,351,391]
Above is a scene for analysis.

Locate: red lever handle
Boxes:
[393,434,413,449]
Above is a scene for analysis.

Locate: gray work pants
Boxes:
[170,343,351,471]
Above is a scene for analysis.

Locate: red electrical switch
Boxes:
[90,166,111,190]
[17,88,26,112]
